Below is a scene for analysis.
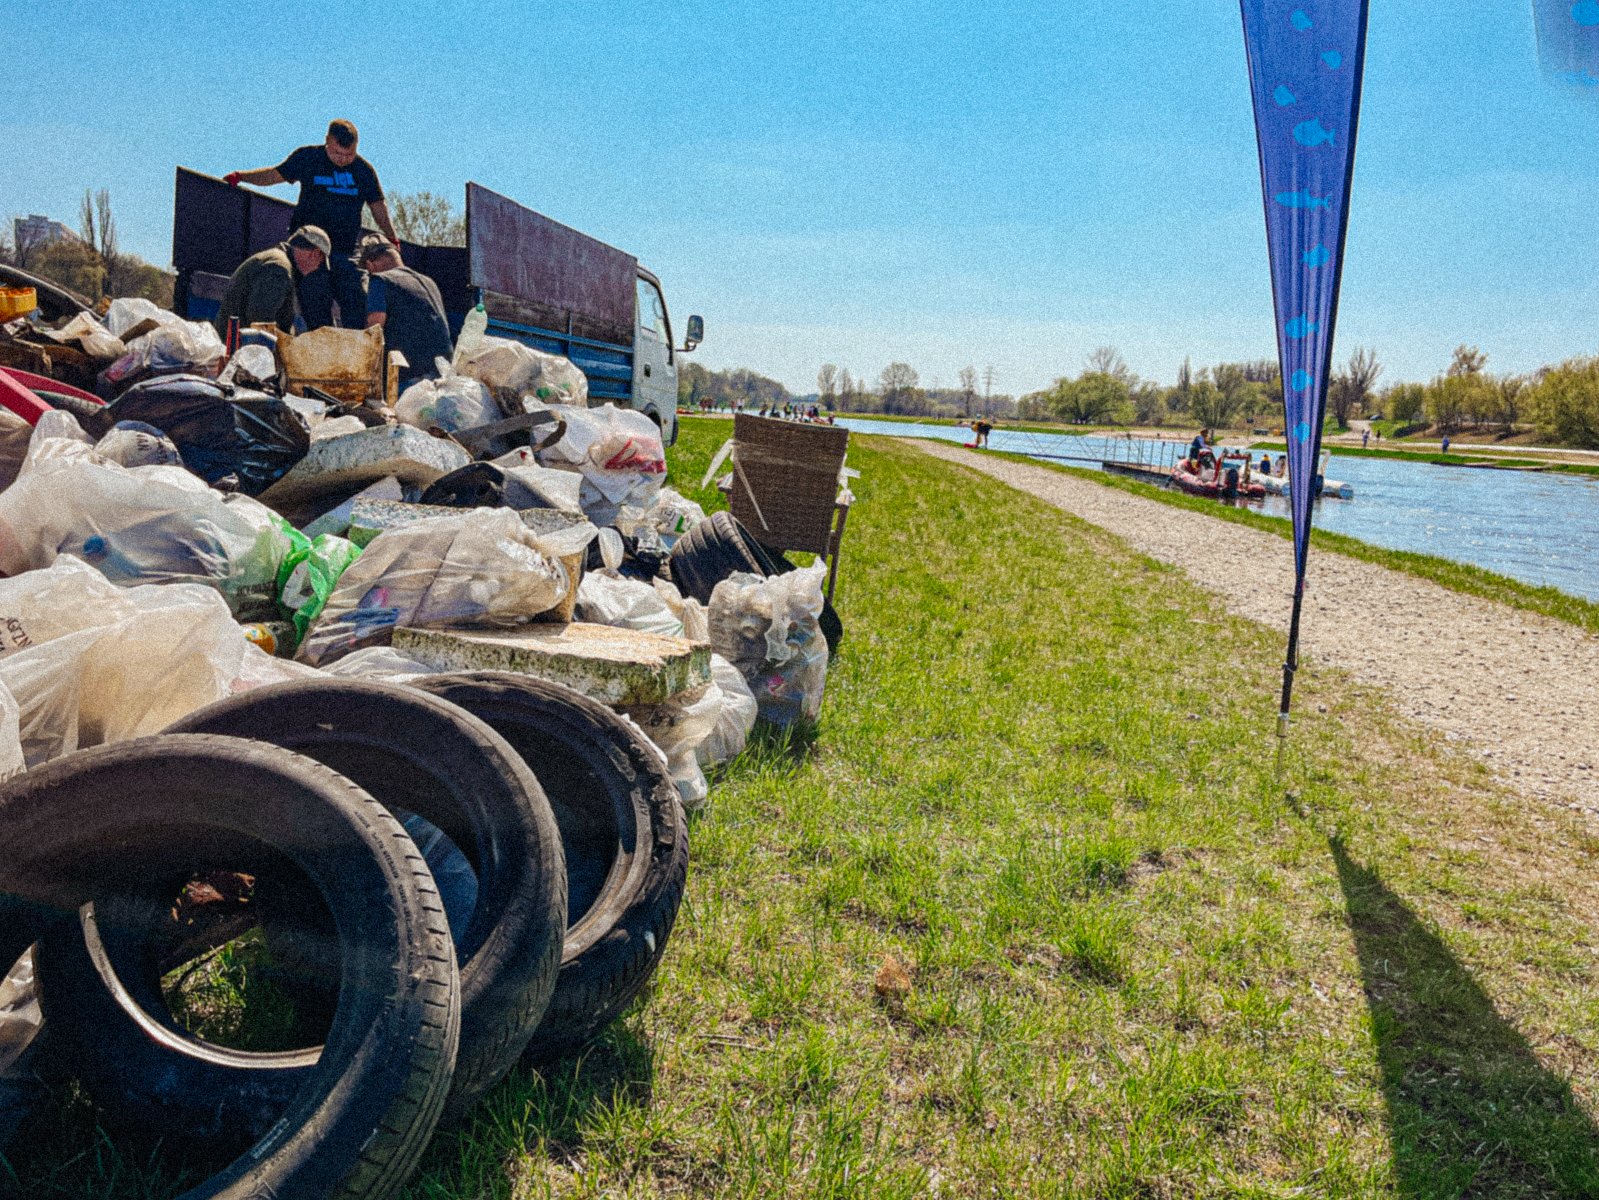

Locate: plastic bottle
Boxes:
[453,302,488,369]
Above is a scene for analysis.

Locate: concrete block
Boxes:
[393,621,710,706]
[260,425,470,509]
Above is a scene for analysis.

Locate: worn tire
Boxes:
[6,734,458,1200]
[669,510,843,652]
[411,672,688,1062]
[157,679,567,1123]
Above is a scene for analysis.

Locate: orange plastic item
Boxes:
[0,287,37,320]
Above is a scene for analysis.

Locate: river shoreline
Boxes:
[919,440,1599,813]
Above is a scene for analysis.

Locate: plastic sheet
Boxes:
[298,508,570,667]
[698,652,757,767]
[101,375,312,496]
[0,559,311,765]
[537,403,666,524]
[318,645,436,681]
[576,570,684,636]
[395,359,499,434]
[455,336,588,412]
[619,682,722,811]
[709,561,829,726]
[0,414,298,618]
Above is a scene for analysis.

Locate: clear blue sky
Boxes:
[3,0,1595,396]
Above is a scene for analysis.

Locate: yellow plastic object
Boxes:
[0,288,37,321]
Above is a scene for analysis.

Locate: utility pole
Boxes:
[983,365,996,416]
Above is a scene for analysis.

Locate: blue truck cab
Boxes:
[171,169,701,443]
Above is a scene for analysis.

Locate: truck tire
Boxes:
[411,672,688,1062]
[152,679,567,1124]
[5,734,458,1200]
[669,510,843,653]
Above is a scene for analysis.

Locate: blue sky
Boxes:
[3,1,1597,396]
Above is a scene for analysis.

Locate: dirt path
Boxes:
[918,442,1599,811]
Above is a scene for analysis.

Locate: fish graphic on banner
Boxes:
[1533,0,1599,92]
[1238,0,1369,732]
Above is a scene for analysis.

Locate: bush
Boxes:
[1527,358,1599,449]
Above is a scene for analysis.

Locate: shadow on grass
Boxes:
[1330,837,1599,1198]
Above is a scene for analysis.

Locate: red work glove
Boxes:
[224,172,242,187]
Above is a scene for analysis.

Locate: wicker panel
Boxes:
[727,414,849,556]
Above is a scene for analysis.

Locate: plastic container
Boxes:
[0,288,36,321]
[452,302,488,369]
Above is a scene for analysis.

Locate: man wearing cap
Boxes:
[223,119,396,330]
[213,226,329,337]
[359,237,453,389]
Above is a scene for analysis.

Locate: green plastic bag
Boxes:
[276,532,362,646]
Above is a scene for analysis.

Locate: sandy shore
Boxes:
[918,442,1599,812]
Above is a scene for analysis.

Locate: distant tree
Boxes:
[1329,347,1382,428]
[958,365,979,416]
[1086,345,1132,384]
[79,188,118,265]
[1526,358,1599,448]
[879,362,920,413]
[388,190,466,246]
[1053,372,1129,424]
[816,363,838,411]
[838,368,855,411]
[1169,356,1194,414]
[1187,369,1237,430]
[28,237,105,299]
[1131,381,1167,426]
[1447,344,1487,378]
[1493,375,1527,434]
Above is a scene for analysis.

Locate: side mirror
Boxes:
[681,314,704,352]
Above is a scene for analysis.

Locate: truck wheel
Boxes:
[6,734,458,1200]
[411,672,688,1062]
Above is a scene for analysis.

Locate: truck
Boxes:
[169,168,702,444]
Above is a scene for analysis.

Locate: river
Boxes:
[835,418,1599,603]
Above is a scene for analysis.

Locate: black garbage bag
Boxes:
[101,374,312,496]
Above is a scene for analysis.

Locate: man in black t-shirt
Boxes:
[224,119,399,330]
[357,237,453,389]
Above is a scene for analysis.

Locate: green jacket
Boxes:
[214,243,297,336]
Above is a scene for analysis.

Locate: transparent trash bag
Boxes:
[0,559,310,765]
[575,570,684,637]
[619,681,722,811]
[697,652,757,767]
[708,561,829,727]
[536,403,666,522]
[395,358,499,434]
[297,508,569,666]
[0,413,297,618]
[455,336,589,412]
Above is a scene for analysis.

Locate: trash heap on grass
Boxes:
[0,285,847,1198]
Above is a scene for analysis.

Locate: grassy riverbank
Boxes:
[981,450,1599,636]
[11,418,1599,1198]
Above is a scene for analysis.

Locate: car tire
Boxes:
[5,734,458,1200]
[410,672,688,1062]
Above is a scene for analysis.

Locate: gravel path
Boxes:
[919,442,1599,811]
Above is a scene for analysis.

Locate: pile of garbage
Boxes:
[0,290,839,1196]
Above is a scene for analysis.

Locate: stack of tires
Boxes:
[0,673,688,1198]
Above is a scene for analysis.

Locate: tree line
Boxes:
[3,190,174,306]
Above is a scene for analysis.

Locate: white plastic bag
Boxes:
[41,311,125,360]
[0,559,309,765]
[94,421,182,468]
[218,343,278,388]
[395,359,499,434]
[576,570,684,636]
[0,414,297,617]
[709,561,829,726]
[103,318,227,384]
[651,577,708,642]
[647,487,706,547]
[298,508,569,666]
[536,403,666,523]
[104,297,177,338]
[698,653,757,767]
[619,682,722,811]
[456,336,589,412]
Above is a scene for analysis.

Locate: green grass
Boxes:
[979,449,1599,637]
[9,417,1599,1198]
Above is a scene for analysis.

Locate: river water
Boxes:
[835,417,1599,602]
